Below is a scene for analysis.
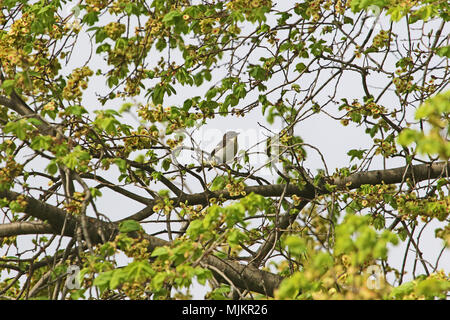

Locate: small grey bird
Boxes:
[196,131,240,171]
[210,131,240,164]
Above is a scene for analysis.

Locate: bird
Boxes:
[196,131,240,171]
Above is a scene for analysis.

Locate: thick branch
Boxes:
[126,161,450,221]
[0,190,114,243]
[0,221,55,237]
[331,161,450,189]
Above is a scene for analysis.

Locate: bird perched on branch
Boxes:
[196,131,240,171]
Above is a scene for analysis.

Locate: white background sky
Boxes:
[1,1,448,299]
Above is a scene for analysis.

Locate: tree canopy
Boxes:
[0,0,449,300]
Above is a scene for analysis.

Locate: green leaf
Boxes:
[211,176,226,191]
[151,272,166,290]
[285,236,307,256]
[46,161,58,175]
[27,118,42,126]
[125,3,137,15]
[389,6,406,22]
[163,10,182,24]
[436,46,450,58]
[351,0,387,13]
[390,281,414,299]
[155,38,167,51]
[93,270,113,293]
[227,228,248,247]
[1,79,15,95]
[66,105,88,117]
[162,158,171,171]
[397,128,421,146]
[83,11,99,26]
[151,246,169,258]
[415,278,450,299]
[90,187,102,199]
[69,289,86,300]
[125,260,155,282]
[276,273,301,299]
[61,146,90,171]
[312,252,333,272]
[4,119,31,140]
[119,102,133,113]
[114,158,127,173]
[343,16,354,24]
[109,269,127,290]
[62,153,78,170]
[30,135,53,151]
[295,62,306,73]
[347,149,367,161]
[119,220,142,233]
[194,267,212,285]
[186,219,204,239]
[106,75,118,88]
[96,117,120,134]
[415,90,450,119]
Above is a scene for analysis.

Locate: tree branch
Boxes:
[0,221,55,237]
[330,161,450,189]
[125,161,450,222]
